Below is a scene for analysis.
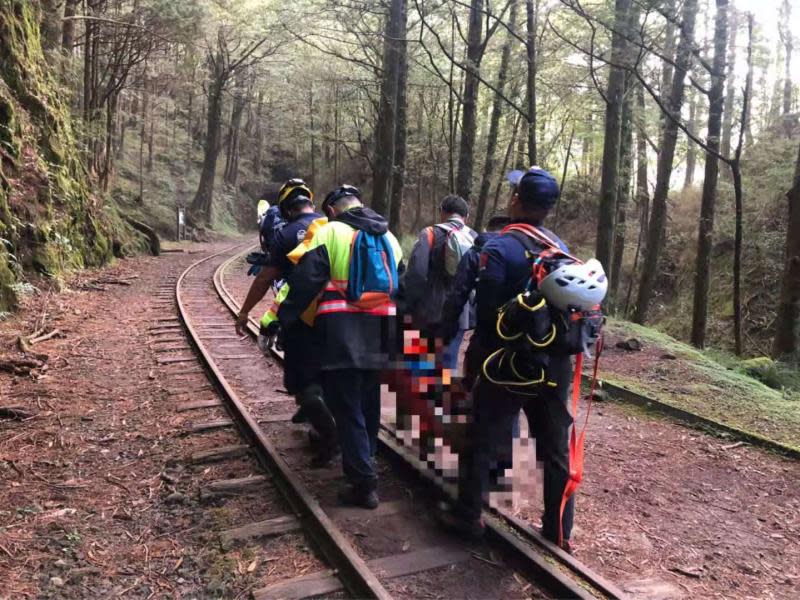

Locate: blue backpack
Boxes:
[346,231,398,305]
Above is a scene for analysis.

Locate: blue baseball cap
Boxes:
[506,167,559,209]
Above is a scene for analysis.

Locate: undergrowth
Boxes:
[605,318,800,448]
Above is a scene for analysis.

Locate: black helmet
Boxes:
[322,185,361,214]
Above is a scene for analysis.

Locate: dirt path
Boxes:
[221,258,800,600]
[0,243,310,598]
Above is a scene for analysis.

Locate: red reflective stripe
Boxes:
[317,300,396,316]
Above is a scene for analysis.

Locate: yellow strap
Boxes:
[525,324,557,348]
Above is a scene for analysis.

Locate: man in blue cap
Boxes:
[437,167,576,552]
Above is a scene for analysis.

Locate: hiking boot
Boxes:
[540,526,574,554]
[309,445,340,469]
[433,501,485,542]
[337,487,379,510]
[291,406,308,424]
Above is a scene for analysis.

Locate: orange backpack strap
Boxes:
[558,335,603,546]
[425,226,435,249]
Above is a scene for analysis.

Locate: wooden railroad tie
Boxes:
[220,515,301,545]
[176,398,223,412]
[253,545,470,599]
[185,418,234,434]
[188,444,250,464]
[157,355,196,365]
[204,475,270,494]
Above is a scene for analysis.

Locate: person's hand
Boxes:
[235,312,249,336]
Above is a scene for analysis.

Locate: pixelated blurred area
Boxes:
[382,325,543,513]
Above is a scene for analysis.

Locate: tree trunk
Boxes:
[657,0,677,149]
[553,126,575,230]
[190,75,225,224]
[773,141,800,358]
[597,0,632,283]
[82,10,94,122]
[635,83,649,234]
[683,88,698,189]
[61,0,79,53]
[309,84,317,189]
[633,0,698,324]
[147,101,154,173]
[781,0,793,117]
[389,9,409,232]
[448,11,457,192]
[475,0,518,231]
[731,15,755,356]
[525,0,537,164]
[39,0,62,52]
[720,8,738,158]
[493,112,522,213]
[690,0,729,348]
[610,73,634,302]
[252,90,264,171]
[371,0,405,217]
[455,0,485,203]
[225,84,246,185]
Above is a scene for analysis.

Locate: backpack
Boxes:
[346,230,399,307]
[505,224,604,356]
[429,222,477,279]
[259,206,286,253]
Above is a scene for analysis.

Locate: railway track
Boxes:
[167,242,628,599]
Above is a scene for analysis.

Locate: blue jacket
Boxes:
[474,225,568,351]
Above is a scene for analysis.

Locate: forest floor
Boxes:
[2,244,799,599]
[0,241,318,599]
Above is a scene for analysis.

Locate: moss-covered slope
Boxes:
[0,1,143,310]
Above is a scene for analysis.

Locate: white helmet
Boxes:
[539,258,607,311]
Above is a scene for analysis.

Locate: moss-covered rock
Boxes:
[736,357,783,390]
[0,1,147,310]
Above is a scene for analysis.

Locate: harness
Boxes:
[491,222,604,546]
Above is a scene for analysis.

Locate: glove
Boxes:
[260,321,282,353]
[247,264,262,277]
[257,333,271,356]
[246,251,270,265]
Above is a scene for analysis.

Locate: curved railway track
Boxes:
[170,242,629,599]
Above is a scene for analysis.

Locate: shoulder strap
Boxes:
[502,223,580,263]
[425,226,435,249]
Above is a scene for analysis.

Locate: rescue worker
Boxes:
[437,167,576,551]
[235,178,338,466]
[278,186,403,509]
[439,214,511,382]
[399,195,477,371]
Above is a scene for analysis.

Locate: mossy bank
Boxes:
[0,1,147,311]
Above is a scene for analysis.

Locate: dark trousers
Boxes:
[457,354,575,542]
[284,323,337,448]
[322,369,381,492]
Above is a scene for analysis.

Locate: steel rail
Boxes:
[214,246,625,600]
[176,244,392,600]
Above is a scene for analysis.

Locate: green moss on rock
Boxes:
[0,0,149,303]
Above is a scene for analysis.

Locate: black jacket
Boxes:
[398,218,477,329]
[439,231,498,342]
[278,207,403,370]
